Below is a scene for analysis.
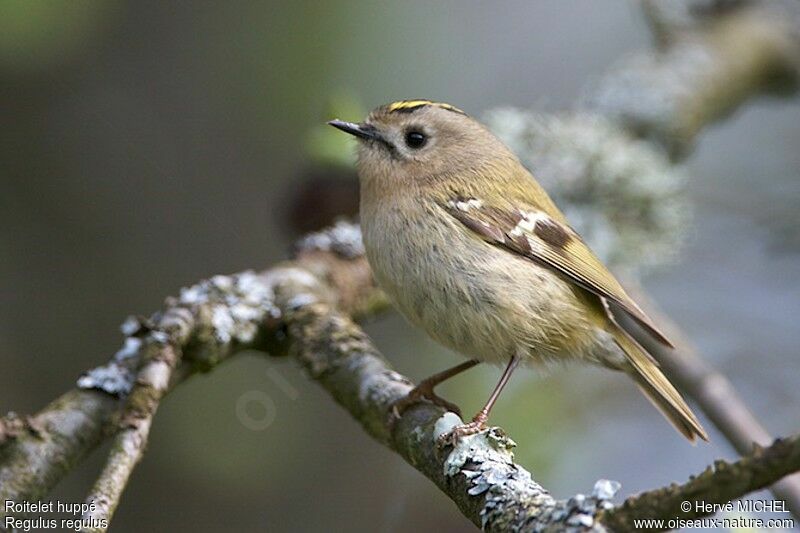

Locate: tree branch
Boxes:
[279,290,800,531]
[2,223,799,532]
[623,284,800,519]
[80,341,181,531]
[0,391,120,505]
[1,228,385,524]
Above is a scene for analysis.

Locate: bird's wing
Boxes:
[441,196,674,348]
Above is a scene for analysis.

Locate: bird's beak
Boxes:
[327,119,381,142]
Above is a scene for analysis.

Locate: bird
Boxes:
[328,99,708,444]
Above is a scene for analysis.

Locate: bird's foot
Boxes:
[436,413,488,447]
[388,383,462,427]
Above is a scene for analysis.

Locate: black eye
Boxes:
[404,130,427,149]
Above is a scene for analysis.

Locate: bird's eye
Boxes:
[404,130,427,149]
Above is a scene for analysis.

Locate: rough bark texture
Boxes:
[0,391,120,503]
[601,434,800,531]
[1,241,384,526]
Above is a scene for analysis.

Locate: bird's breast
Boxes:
[361,199,598,364]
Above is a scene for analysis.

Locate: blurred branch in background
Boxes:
[2,0,800,531]
[594,0,800,159]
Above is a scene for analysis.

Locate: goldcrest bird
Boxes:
[328,100,708,443]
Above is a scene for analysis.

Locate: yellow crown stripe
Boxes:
[387,100,465,115]
[387,100,433,111]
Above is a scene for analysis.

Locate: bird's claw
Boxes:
[387,385,462,428]
[436,418,488,447]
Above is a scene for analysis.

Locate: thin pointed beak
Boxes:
[327,119,381,141]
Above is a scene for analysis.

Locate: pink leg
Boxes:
[438,355,520,445]
[390,359,480,420]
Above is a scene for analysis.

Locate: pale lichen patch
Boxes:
[180,270,280,346]
[294,220,365,259]
[77,365,135,396]
[441,427,516,478]
[592,479,621,501]
[79,270,284,396]
[435,422,619,531]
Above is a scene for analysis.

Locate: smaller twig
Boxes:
[80,341,181,532]
[626,283,800,520]
[0,390,121,507]
[601,433,800,531]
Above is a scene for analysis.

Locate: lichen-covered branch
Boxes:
[2,223,799,532]
[622,284,800,520]
[0,391,121,505]
[280,297,620,531]
[0,222,385,523]
[489,1,800,275]
[80,340,181,532]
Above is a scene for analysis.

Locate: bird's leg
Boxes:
[438,355,520,446]
[390,359,480,421]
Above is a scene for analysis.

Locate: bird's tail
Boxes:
[612,326,709,442]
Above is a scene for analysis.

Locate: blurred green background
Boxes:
[2,1,799,531]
